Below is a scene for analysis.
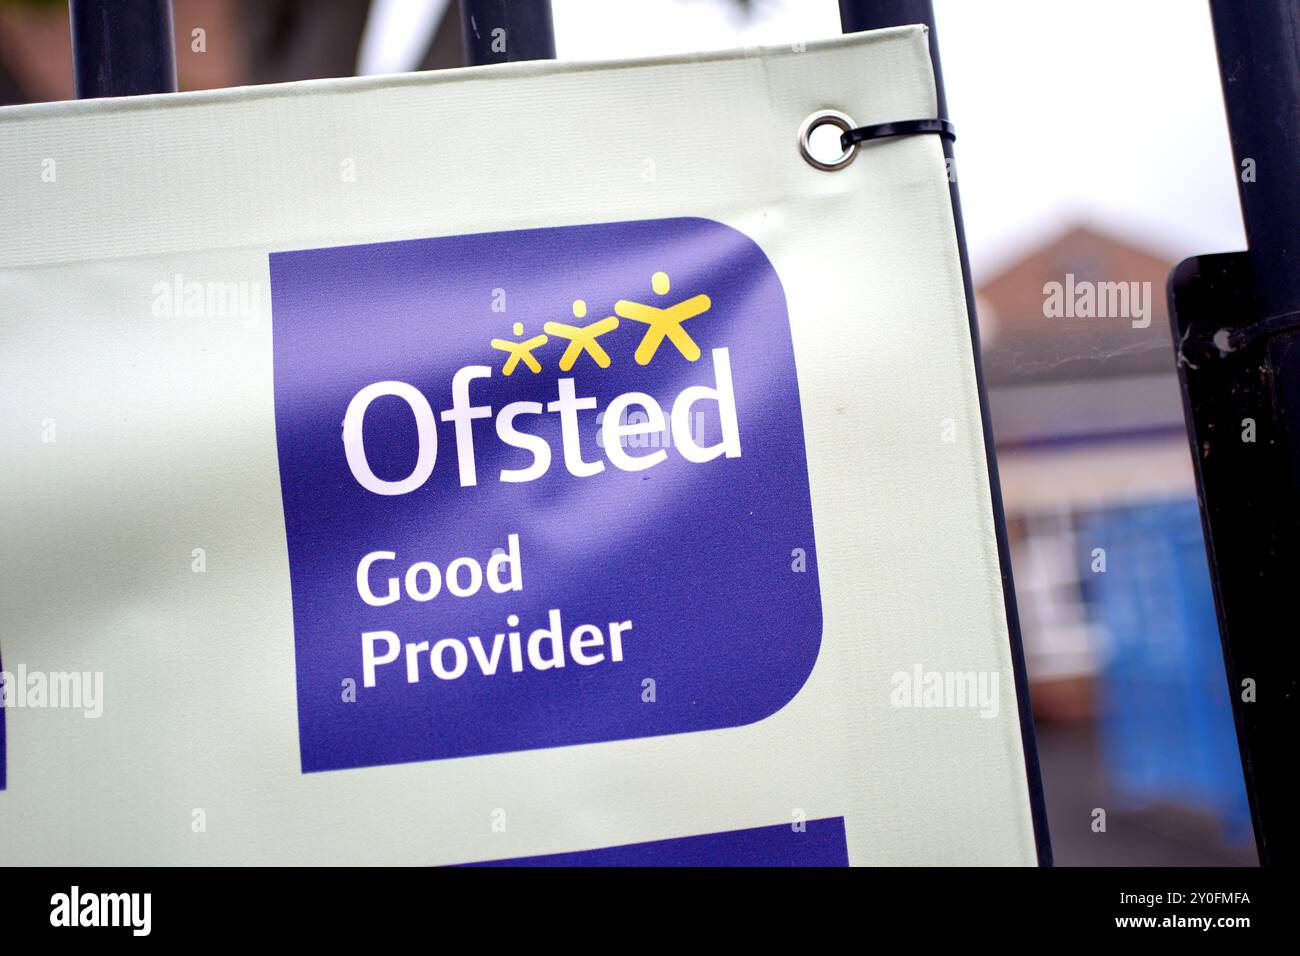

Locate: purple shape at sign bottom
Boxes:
[464,817,850,866]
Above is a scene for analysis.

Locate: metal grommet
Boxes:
[798,109,857,171]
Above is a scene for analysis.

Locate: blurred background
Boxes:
[0,0,1256,865]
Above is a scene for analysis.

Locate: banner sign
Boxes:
[0,28,1047,865]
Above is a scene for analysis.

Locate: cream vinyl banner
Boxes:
[0,26,1048,865]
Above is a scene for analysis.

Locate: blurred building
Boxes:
[978,225,1253,854]
[979,225,1192,713]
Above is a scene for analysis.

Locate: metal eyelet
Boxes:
[798,110,857,171]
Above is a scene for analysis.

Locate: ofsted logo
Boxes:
[340,345,741,494]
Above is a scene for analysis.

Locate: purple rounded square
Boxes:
[270,217,822,772]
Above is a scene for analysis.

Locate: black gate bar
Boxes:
[69,0,177,99]
[458,0,556,66]
[1167,0,1300,866]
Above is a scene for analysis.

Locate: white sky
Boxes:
[362,0,1246,281]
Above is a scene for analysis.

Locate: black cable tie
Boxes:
[1188,308,1300,357]
[840,118,956,150]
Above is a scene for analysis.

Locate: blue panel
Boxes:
[1081,500,1250,835]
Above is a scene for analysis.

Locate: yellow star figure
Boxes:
[491,321,548,375]
[614,271,711,365]
[543,299,620,371]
